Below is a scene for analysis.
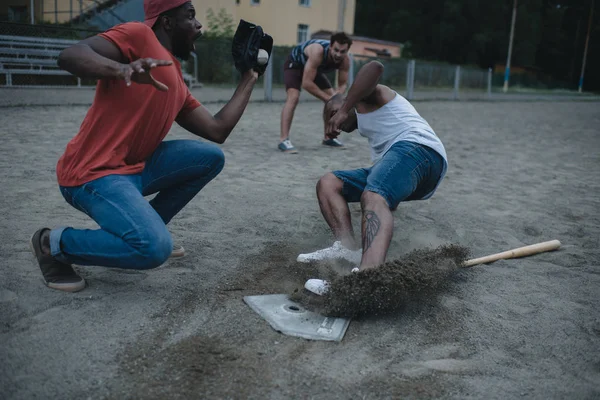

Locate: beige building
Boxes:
[1,0,37,23]
[1,0,85,24]
[2,0,356,47]
[1,0,101,24]
[195,0,355,46]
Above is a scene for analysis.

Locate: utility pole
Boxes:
[30,0,34,24]
[336,0,348,91]
[579,0,595,93]
[503,0,518,93]
[338,0,347,31]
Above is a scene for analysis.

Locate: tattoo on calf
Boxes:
[362,210,381,252]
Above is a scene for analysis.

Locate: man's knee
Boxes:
[129,228,173,270]
[317,172,343,195]
[188,141,225,179]
[202,144,225,178]
[360,190,389,208]
[285,89,300,106]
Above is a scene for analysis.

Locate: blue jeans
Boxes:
[333,141,444,210]
[50,140,225,270]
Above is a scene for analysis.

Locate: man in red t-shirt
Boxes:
[29,0,272,292]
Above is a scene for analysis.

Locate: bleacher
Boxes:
[0,34,200,88]
[0,35,76,86]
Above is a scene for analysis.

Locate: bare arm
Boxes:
[326,61,391,135]
[301,44,333,102]
[176,70,258,144]
[339,60,384,113]
[58,36,127,80]
[340,110,358,132]
[58,36,173,90]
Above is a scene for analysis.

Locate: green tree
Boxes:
[203,8,235,38]
[192,8,237,84]
[355,0,600,91]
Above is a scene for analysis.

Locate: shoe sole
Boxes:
[170,247,185,258]
[29,232,86,293]
[296,255,316,263]
[297,254,361,264]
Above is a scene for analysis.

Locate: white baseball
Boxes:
[257,49,269,65]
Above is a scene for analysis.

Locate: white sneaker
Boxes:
[296,241,362,264]
[304,279,330,295]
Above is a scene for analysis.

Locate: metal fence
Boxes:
[0,21,494,100]
[349,55,491,100]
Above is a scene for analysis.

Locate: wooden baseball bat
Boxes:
[462,240,561,267]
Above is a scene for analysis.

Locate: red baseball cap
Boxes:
[143,0,190,28]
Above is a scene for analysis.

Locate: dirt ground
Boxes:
[1,95,599,399]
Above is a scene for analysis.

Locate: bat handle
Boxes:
[463,240,561,267]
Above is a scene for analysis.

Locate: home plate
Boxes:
[243,294,351,342]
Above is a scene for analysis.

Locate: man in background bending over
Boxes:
[296,61,448,295]
[278,33,352,153]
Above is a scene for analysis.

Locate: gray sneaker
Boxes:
[322,138,345,148]
[278,139,298,153]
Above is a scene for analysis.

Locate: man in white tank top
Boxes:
[296,61,448,295]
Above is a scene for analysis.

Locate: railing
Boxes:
[0,33,199,88]
[0,34,82,87]
[42,0,119,25]
[0,23,506,99]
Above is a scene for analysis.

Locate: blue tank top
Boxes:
[290,39,332,70]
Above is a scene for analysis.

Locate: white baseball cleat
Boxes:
[170,244,185,258]
[297,241,362,264]
[304,279,330,296]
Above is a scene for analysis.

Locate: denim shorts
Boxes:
[332,141,444,209]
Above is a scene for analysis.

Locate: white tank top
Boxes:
[355,92,448,199]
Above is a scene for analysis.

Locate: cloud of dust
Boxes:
[291,244,470,318]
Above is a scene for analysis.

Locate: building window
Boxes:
[299,0,311,6]
[250,0,260,5]
[8,6,28,22]
[297,24,309,44]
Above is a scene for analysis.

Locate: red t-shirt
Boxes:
[56,22,201,187]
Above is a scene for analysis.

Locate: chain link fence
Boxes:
[348,55,490,100]
[0,21,543,102]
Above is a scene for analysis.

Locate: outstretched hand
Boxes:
[326,109,349,137]
[119,58,173,91]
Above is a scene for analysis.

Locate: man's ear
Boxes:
[158,15,173,31]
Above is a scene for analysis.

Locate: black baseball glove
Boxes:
[231,19,273,76]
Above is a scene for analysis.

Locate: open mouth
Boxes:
[191,31,202,51]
